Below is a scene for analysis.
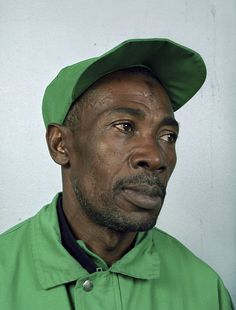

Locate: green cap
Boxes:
[42,38,206,128]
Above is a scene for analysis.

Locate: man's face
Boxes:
[66,71,179,232]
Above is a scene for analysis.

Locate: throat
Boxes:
[82,230,137,266]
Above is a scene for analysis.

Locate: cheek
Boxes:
[73,137,126,188]
[89,141,125,180]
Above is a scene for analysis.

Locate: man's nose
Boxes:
[129,140,166,173]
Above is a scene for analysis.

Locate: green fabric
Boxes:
[0,193,234,309]
[42,38,206,127]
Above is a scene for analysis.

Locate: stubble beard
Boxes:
[72,174,166,233]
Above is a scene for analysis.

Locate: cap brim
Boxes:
[42,38,206,127]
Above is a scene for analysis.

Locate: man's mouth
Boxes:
[121,184,164,210]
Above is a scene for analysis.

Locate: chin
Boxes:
[108,212,160,233]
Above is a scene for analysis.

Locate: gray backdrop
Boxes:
[0,0,235,303]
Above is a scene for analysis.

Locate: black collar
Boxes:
[56,194,98,273]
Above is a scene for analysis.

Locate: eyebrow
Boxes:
[159,117,179,131]
[107,107,145,119]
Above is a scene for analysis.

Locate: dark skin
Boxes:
[46,71,179,266]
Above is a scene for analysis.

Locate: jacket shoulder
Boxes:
[0,201,52,262]
[151,228,235,309]
[0,217,34,244]
[152,227,217,276]
[0,195,58,244]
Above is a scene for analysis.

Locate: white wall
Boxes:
[0,0,235,303]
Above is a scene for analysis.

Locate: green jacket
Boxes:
[0,194,234,309]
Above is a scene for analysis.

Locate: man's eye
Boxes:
[114,122,134,133]
[159,133,178,143]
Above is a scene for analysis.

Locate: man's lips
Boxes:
[121,184,164,210]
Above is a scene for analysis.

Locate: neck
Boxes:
[62,187,137,266]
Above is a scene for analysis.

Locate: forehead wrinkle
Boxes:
[77,72,171,122]
[83,89,113,110]
[81,70,163,109]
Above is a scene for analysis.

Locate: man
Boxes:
[0,38,234,309]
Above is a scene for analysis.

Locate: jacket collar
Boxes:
[31,193,160,289]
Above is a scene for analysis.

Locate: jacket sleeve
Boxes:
[217,277,235,310]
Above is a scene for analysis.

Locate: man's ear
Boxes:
[46,124,71,166]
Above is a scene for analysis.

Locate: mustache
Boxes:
[113,173,166,198]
